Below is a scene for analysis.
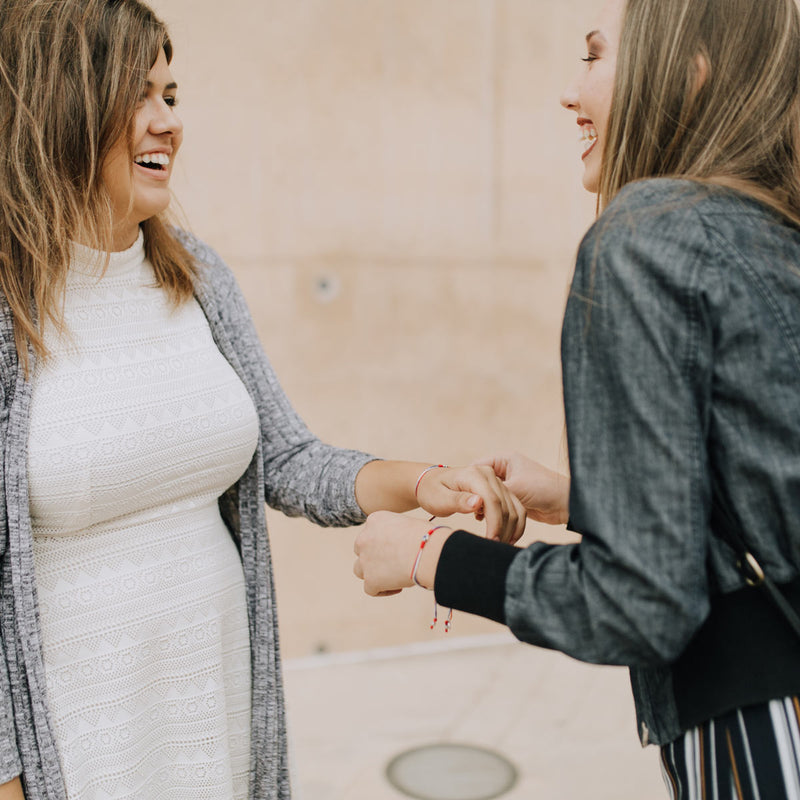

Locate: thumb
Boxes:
[458,493,483,514]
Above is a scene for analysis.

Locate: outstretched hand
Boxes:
[474,452,570,525]
[415,465,526,543]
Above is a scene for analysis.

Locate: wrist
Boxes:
[433,530,518,625]
[354,461,445,514]
[413,526,452,590]
[413,464,448,507]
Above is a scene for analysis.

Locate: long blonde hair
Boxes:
[599,0,800,223]
[0,0,196,370]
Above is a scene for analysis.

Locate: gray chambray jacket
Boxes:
[0,232,374,798]
[504,179,800,746]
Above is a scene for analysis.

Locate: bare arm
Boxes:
[353,461,432,514]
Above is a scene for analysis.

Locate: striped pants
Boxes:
[661,697,800,799]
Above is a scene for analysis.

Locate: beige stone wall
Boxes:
[149,0,598,658]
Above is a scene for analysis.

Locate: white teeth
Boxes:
[134,152,170,166]
[580,127,597,153]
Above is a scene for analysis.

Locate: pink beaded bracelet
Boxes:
[410,525,453,632]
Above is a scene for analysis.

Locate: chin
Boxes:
[133,186,173,218]
[134,200,171,223]
[581,150,602,194]
[582,173,600,194]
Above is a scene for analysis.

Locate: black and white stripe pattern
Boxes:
[661,697,800,799]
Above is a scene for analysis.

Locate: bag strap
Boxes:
[712,487,800,640]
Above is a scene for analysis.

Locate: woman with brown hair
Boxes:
[355,0,800,794]
[0,1,526,798]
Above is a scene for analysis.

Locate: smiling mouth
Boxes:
[134,153,170,171]
[580,126,598,155]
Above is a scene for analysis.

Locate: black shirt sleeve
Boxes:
[433,530,519,624]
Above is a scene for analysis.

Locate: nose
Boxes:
[149,99,182,138]
[560,73,580,111]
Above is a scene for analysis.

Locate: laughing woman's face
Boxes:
[559,0,624,194]
[101,49,183,249]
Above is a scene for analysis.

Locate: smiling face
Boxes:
[101,49,182,250]
[560,0,625,194]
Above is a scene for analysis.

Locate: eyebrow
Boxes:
[585,29,606,44]
[146,81,178,91]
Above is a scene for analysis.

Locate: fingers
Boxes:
[353,537,379,594]
[472,454,509,480]
[415,463,528,543]
[491,491,527,543]
[354,556,394,596]
[427,463,525,542]
[463,464,524,543]
[454,491,482,515]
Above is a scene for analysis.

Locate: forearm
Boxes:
[354,460,432,514]
[433,529,700,665]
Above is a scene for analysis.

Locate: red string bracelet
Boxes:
[414,464,448,498]
[410,525,453,632]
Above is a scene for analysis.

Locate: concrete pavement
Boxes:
[283,632,666,800]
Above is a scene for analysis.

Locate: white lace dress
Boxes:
[27,233,259,799]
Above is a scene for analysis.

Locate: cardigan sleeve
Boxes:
[0,394,23,781]
[0,578,22,782]
[179,232,377,528]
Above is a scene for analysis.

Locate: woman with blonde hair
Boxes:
[0,1,526,798]
[355,0,800,794]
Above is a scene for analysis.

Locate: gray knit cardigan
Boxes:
[0,232,374,799]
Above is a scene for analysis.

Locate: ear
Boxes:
[692,51,710,94]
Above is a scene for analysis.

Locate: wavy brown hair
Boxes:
[599,0,800,223]
[0,0,196,370]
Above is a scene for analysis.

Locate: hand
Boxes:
[415,465,526,543]
[354,512,449,596]
[475,452,570,525]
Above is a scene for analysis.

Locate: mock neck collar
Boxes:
[69,229,145,278]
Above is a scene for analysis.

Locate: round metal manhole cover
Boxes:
[386,743,518,800]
